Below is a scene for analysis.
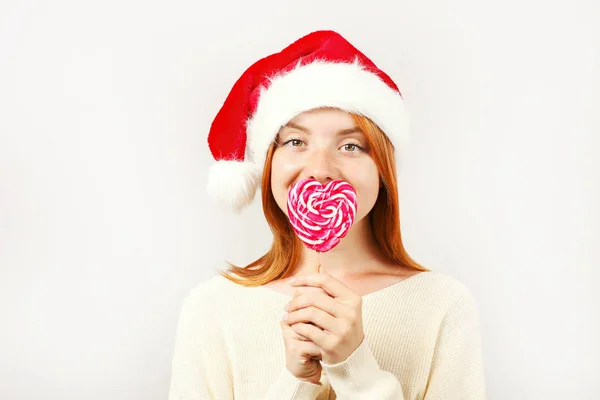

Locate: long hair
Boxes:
[218,112,429,286]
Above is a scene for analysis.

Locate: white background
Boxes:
[1,0,598,399]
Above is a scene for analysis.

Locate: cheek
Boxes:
[270,151,302,211]
[347,161,380,217]
[271,151,304,182]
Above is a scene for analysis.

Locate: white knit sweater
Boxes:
[168,271,485,399]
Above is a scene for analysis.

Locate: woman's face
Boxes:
[270,108,380,223]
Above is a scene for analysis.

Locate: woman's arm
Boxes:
[320,286,486,400]
[260,368,325,399]
[167,288,325,400]
[424,288,486,399]
[320,336,405,400]
[167,288,232,399]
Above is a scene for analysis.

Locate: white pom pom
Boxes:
[206,160,261,213]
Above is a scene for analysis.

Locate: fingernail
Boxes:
[284,303,290,311]
[282,313,288,321]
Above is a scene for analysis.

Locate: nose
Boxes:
[306,149,336,185]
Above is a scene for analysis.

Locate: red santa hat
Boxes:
[206,30,411,213]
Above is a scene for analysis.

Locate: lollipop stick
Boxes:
[304,251,324,352]
[304,250,321,330]
[316,251,321,273]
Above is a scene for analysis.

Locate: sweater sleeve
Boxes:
[424,287,486,399]
[168,287,325,400]
[320,284,486,400]
[320,335,405,400]
[261,368,325,399]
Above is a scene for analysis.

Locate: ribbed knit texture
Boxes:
[168,271,485,399]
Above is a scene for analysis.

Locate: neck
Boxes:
[295,217,387,277]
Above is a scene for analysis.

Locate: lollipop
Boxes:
[287,179,358,253]
[287,178,357,338]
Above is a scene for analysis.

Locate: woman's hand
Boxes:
[284,267,365,365]
[280,314,323,385]
[279,284,329,385]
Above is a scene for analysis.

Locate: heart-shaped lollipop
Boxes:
[287,179,358,252]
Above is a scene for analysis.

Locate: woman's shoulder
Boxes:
[180,273,271,312]
[184,274,244,303]
[418,270,475,293]
[418,271,481,318]
[177,274,280,330]
[406,270,480,311]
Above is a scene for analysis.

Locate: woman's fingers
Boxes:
[287,289,344,319]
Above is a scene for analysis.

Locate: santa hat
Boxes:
[206,30,411,213]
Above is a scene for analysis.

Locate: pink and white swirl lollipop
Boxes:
[287,178,358,253]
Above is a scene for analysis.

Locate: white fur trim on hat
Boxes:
[206,160,260,214]
[245,59,411,173]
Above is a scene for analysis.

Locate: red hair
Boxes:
[218,112,429,286]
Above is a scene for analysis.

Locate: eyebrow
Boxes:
[283,122,362,136]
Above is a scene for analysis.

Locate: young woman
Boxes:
[168,30,485,399]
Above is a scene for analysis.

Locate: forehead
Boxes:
[286,108,356,130]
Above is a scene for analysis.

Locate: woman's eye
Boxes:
[342,143,361,152]
[282,139,304,147]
